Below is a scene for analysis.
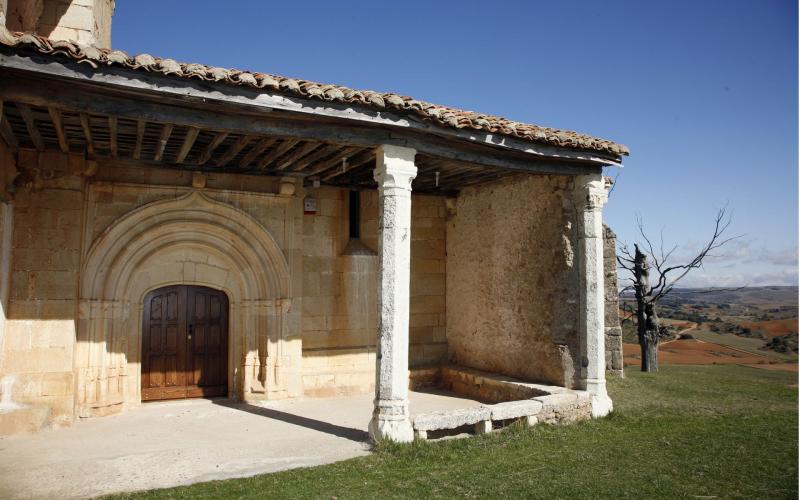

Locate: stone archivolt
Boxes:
[76,190,296,416]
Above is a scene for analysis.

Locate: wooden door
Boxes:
[141,285,228,401]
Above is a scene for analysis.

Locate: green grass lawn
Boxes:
[114,365,798,499]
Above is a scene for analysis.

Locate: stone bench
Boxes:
[413,407,492,440]
[410,367,594,440]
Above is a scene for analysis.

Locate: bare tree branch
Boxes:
[616,206,739,372]
[649,207,741,302]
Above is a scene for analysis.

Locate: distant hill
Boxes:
[621,286,798,362]
[622,286,797,308]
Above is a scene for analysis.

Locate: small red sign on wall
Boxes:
[304,197,317,215]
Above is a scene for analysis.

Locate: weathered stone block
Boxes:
[489,400,544,420]
[534,392,580,408]
[413,406,491,431]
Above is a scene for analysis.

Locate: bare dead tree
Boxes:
[617,208,738,372]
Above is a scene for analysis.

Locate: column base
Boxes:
[369,416,414,443]
[585,379,613,418]
[369,399,413,443]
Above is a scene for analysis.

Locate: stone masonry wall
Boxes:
[0,149,451,434]
[301,189,447,397]
[6,0,114,48]
[1,151,86,430]
[446,174,580,388]
[300,187,375,397]
[0,156,308,433]
[603,224,624,375]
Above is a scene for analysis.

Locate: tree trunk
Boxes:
[634,245,660,372]
[640,329,660,372]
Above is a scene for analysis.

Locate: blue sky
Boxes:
[112,0,798,287]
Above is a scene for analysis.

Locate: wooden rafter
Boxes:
[428,164,480,184]
[276,141,322,171]
[47,106,69,153]
[1,73,608,176]
[176,126,199,164]
[305,146,364,177]
[322,150,374,181]
[133,119,145,160]
[257,138,300,170]
[197,131,228,165]
[16,103,44,151]
[216,135,252,167]
[457,171,506,187]
[108,115,118,158]
[289,143,341,172]
[154,123,173,162]
[79,113,95,157]
[0,101,19,149]
[239,137,276,167]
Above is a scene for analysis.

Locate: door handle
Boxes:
[188,324,193,340]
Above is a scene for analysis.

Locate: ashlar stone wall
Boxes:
[301,189,448,397]
[300,187,376,397]
[1,151,85,429]
[446,174,581,388]
[6,0,114,48]
[603,224,624,375]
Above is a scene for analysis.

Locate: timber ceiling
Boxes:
[0,100,510,193]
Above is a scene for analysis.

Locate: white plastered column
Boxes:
[369,145,417,442]
[574,173,613,417]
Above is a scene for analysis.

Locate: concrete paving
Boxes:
[0,389,482,499]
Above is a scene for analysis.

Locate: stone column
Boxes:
[574,174,613,417]
[369,145,417,443]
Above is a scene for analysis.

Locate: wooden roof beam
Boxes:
[288,143,341,173]
[239,137,276,167]
[216,135,252,167]
[47,106,69,153]
[108,115,118,158]
[275,141,321,171]
[133,119,144,160]
[0,73,605,176]
[322,150,374,181]
[305,146,365,177]
[0,53,623,164]
[197,131,228,165]
[16,103,44,151]
[176,126,199,164]
[153,123,173,162]
[79,113,95,157]
[257,138,300,170]
[0,101,18,149]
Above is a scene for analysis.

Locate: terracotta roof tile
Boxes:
[0,29,629,157]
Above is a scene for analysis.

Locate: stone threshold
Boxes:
[410,365,593,440]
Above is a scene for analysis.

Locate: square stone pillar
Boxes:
[573,173,613,417]
[368,145,417,443]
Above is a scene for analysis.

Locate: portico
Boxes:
[0,22,625,440]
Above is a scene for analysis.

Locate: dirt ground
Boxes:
[740,318,798,337]
[623,339,785,367]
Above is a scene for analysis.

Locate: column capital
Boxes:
[374,145,417,192]
[573,174,608,212]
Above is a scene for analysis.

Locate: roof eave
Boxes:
[0,49,621,177]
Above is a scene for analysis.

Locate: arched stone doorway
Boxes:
[76,191,297,417]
